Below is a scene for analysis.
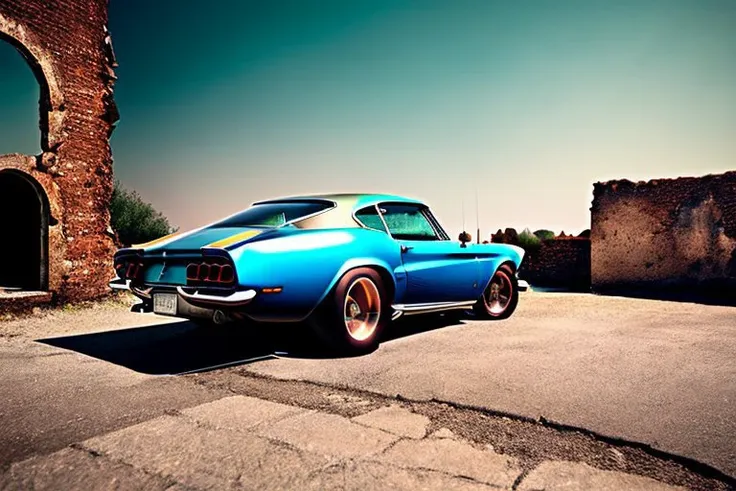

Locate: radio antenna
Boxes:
[462,197,466,233]
[475,187,480,244]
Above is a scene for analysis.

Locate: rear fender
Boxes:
[229,228,402,322]
[306,256,400,318]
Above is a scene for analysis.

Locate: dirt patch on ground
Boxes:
[0,293,170,339]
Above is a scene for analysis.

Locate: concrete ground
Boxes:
[0,292,734,490]
[1,394,690,491]
[247,291,736,478]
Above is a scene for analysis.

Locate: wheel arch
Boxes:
[367,264,396,302]
[498,259,518,273]
[306,258,397,318]
[479,258,520,295]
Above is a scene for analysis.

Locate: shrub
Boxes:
[504,228,519,244]
[517,228,542,256]
[110,180,177,247]
[533,229,556,241]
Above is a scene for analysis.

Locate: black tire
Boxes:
[309,267,390,354]
[472,263,519,320]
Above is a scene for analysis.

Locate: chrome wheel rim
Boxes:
[484,270,513,315]
[344,277,381,341]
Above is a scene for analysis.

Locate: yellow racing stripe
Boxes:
[132,231,183,249]
[206,230,261,249]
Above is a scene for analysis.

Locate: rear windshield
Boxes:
[211,200,334,228]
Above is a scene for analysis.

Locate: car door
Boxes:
[378,203,480,304]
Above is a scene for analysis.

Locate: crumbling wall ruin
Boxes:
[591,171,736,297]
[0,0,118,302]
[489,229,592,290]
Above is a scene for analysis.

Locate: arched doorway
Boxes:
[0,170,48,291]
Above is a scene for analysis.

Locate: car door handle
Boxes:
[400,245,414,253]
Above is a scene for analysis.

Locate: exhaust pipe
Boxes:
[212,310,232,325]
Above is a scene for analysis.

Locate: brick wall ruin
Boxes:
[489,229,592,290]
[591,171,736,298]
[0,0,117,302]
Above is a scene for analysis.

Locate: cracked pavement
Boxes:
[0,292,734,490]
[1,395,689,490]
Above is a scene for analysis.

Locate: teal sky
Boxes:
[1,0,735,237]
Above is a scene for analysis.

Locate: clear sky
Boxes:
[1,0,735,239]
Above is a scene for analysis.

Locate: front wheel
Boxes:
[473,264,519,320]
[309,268,389,355]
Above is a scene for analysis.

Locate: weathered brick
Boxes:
[0,0,117,302]
[521,237,591,290]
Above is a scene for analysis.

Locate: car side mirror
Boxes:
[458,231,472,248]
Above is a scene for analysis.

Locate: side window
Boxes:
[355,206,387,232]
[380,204,439,241]
[260,212,286,226]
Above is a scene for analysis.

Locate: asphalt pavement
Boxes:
[0,291,734,490]
[247,292,736,478]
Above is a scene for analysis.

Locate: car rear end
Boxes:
[110,242,254,323]
[109,197,342,324]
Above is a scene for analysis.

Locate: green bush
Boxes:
[533,229,556,241]
[517,228,542,256]
[110,180,177,246]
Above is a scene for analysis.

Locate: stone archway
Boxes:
[0,13,59,294]
[0,169,49,291]
[0,1,118,303]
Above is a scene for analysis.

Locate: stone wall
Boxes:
[591,171,736,297]
[0,0,117,302]
[520,237,591,290]
[489,229,592,290]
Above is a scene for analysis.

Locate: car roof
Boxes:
[255,193,426,211]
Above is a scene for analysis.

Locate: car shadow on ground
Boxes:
[37,313,462,376]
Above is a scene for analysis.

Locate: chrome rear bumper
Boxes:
[108,277,130,291]
[109,277,153,300]
[176,287,256,307]
[109,278,255,308]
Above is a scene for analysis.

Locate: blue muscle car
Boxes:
[109,194,525,353]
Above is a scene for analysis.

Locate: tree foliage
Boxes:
[110,180,177,246]
[533,229,556,241]
[517,228,542,256]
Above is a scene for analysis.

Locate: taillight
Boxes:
[116,260,143,280]
[186,261,235,285]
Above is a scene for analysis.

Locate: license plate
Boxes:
[153,293,178,315]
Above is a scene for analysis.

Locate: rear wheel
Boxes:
[309,268,389,354]
[473,264,519,320]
